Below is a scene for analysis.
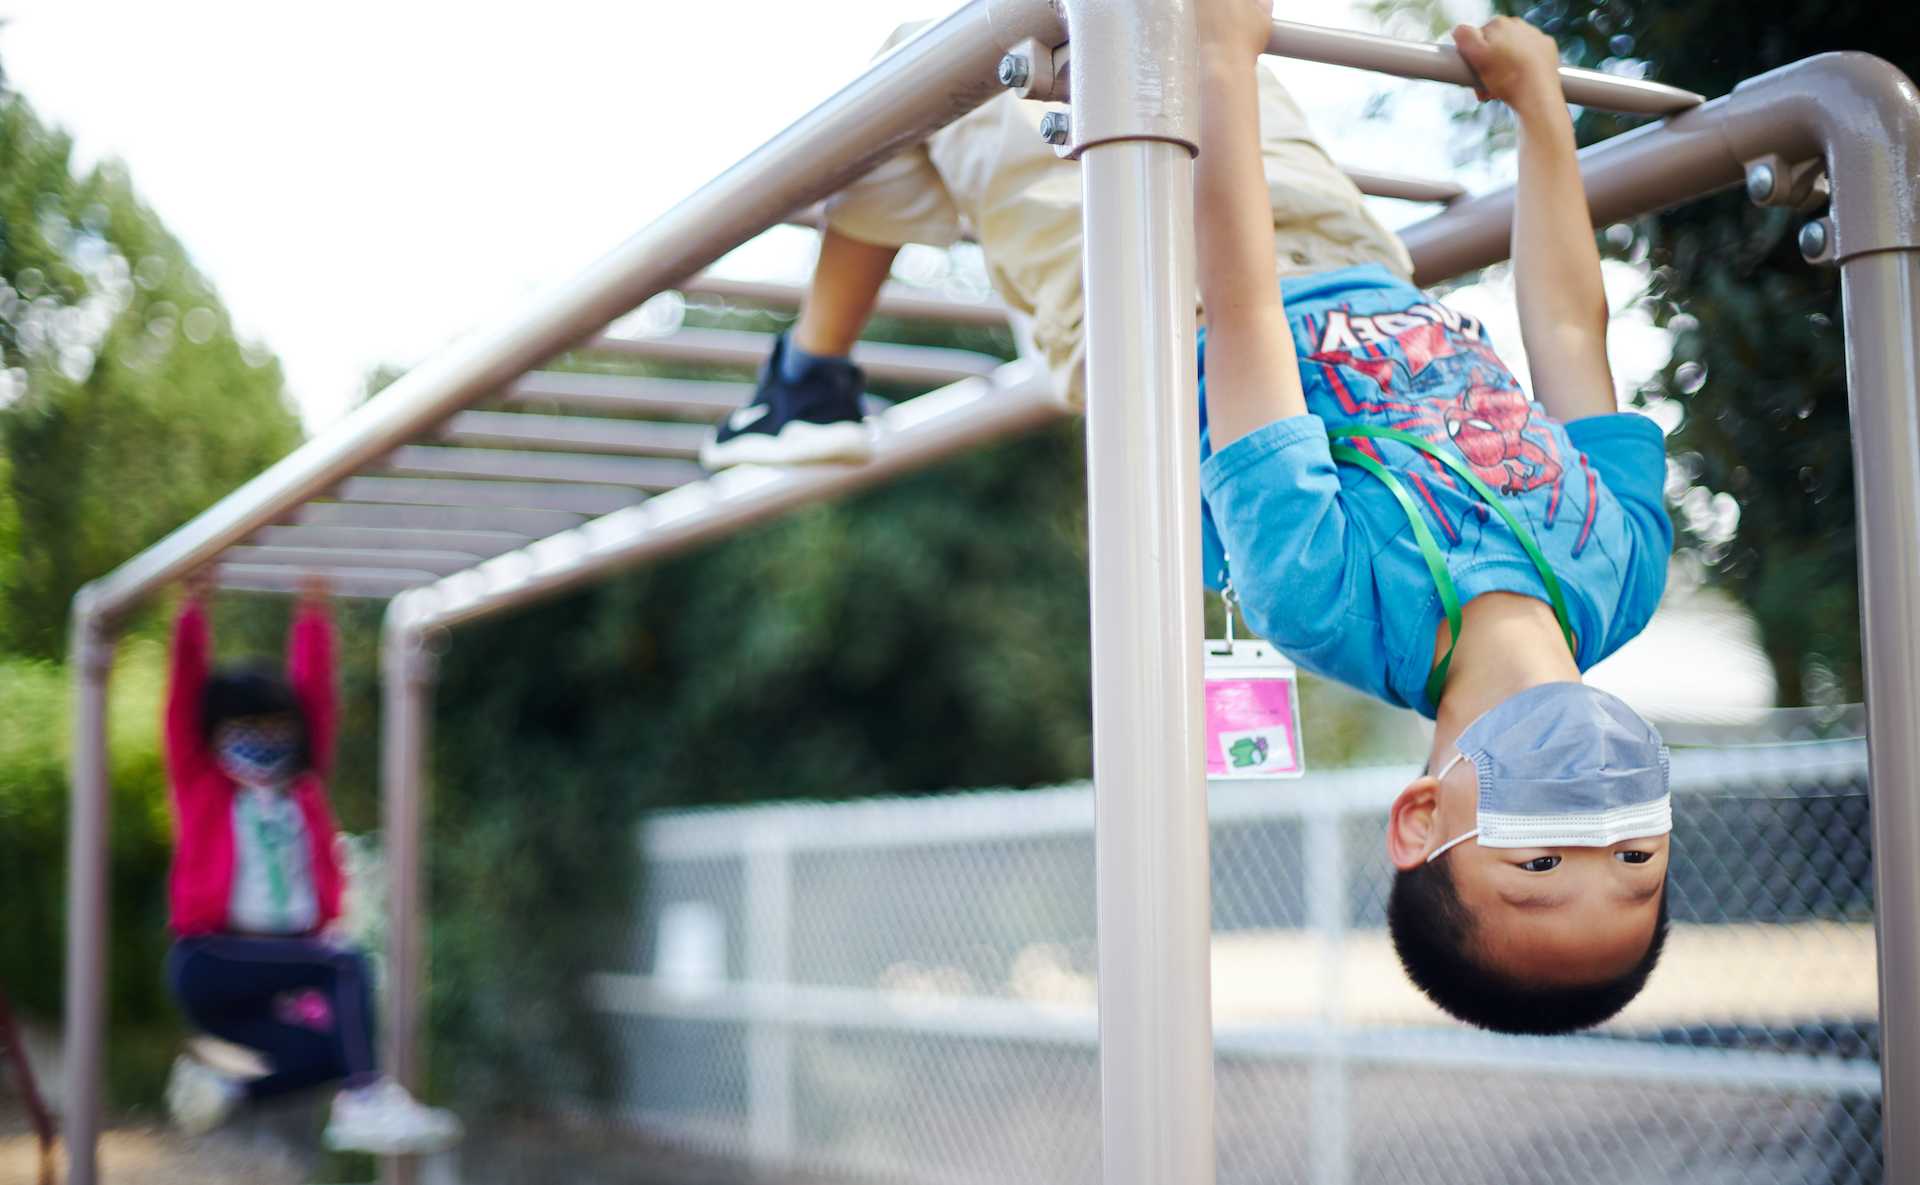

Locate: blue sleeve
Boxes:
[1565,413,1673,654]
[1200,414,1368,655]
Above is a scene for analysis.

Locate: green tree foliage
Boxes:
[0,644,179,1102]
[1494,0,1920,703]
[0,93,301,658]
[0,83,302,1104]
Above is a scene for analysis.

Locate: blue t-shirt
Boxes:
[1200,264,1672,718]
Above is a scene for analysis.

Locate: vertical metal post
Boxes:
[1073,2,1209,1180]
[1838,248,1920,1179]
[62,598,115,1185]
[1304,807,1348,1185]
[744,825,794,1168]
[381,603,435,1185]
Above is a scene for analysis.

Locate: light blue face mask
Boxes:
[1427,682,1670,862]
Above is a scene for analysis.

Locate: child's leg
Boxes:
[700,21,961,469]
[710,35,1410,462]
[1253,66,1414,281]
[169,936,379,1099]
[917,64,1411,404]
[791,228,900,358]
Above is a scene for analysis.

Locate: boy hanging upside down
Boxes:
[706,9,1675,1035]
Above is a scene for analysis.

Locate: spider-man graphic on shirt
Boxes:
[1299,299,1601,554]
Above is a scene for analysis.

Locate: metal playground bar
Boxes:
[58,2,1920,1183]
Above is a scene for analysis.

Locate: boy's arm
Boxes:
[1455,18,1617,424]
[1196,0,1309,451]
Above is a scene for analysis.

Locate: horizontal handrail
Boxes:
[589,326,1004,386]
[1266,19,1704,115]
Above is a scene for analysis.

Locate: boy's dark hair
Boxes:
[202,662,310,769]
[1387,852,1669,1036]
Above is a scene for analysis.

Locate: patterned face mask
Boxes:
[215,721,301,788]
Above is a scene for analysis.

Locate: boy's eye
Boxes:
[1517,855,1560,872]
[1615,850,1653,864]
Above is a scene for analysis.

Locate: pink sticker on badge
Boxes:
[1205,677,1302,777]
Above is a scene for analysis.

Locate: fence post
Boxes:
[744,823,794,1169]
[1067,1,1210,1182]
[1305,806,1349,1185]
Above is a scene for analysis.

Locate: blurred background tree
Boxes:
[0,97,300,659]
[0,75,303,1101]
[1484,0,1920,705]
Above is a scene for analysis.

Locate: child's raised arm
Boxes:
[1195,0,1308,450]
[1455,17,1616,423]
[287,572,338,779]
[165,569,218,791]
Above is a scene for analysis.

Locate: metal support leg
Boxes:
[62,602,115,1185]
[1082,135,1213,1185]
[381,606,436,1185]
[1839,248,1920,1181]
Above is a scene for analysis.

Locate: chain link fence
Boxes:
[587,732,1880,1185]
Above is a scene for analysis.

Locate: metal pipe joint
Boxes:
[1055,0,1199,158]
[1721,51,1920,263]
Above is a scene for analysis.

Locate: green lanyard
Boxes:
[240,792,292,922]
[1326,425,1576,709]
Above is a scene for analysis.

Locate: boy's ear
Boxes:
[1388,776,1443,870]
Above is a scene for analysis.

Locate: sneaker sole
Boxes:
[701,420,873,469]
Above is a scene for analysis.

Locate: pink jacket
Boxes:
[163,600,344,937]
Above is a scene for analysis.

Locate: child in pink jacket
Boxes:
[161,570,461,1155]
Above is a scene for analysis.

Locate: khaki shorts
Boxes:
[825,23,1414,406]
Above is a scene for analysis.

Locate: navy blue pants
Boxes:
[167,935,379,1100]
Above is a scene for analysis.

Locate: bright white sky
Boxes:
[0,0,1575,431]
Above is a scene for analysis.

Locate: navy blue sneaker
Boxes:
[701,334,872,468]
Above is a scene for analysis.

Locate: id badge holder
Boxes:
[1205,582,1304,779]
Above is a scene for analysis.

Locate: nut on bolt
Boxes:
[1039,111,1069,145]
[1799,218,1830,261]
[1745,162,1777,205]
[998,53,1030,89]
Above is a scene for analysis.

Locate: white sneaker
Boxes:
[166,1054,241,1136]
[322,1077,464,1156]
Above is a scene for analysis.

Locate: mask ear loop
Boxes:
[1424,750,1478,864]
[1425,827,1480,864]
